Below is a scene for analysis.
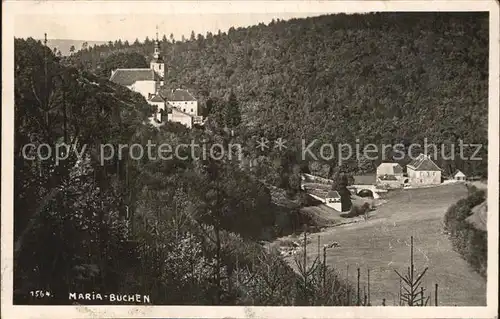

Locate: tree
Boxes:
[101,52,148,78]
[225,92,241,128]
[331,171,352,212]
[69,45,75,55]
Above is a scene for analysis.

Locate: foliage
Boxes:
[69,12,487,179]
[100,52,148,78]
[14,10,489,306]
[443,186,487,277]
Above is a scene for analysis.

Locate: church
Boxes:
[109,30,203,128]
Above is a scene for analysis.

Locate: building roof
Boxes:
[353,175,377,185]
[326,190,341,199]
[407,154,441,171]
[148,94,165,103]
[109,68,160,86]
[377,163,403,175]
[379,174,398,181]
[454,170,466,177]
[160,88,197,101]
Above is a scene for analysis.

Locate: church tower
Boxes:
[150,26,165,79]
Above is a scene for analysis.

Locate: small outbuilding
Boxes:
[453,170,467,182]
[325,190,342,212]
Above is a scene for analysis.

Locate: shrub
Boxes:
[443,188,487,277]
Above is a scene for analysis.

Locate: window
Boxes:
[159,65,161,69]
[191,108,193,113]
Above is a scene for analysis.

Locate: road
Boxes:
[302,183,486,306]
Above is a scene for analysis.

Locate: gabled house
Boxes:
[453,170,467,182]
[157,88,204,127]
[325,190,342,212]
[406,154,442,185]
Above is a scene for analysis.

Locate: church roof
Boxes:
[109,68,159,86]
[159,88,197,101]
[407,154,441,171]
[148,94,165,103]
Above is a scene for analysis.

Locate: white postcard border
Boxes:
[2,1,499,318]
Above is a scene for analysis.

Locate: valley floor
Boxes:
[281,184,486,306]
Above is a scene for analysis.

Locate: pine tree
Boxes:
[225,92,241,129]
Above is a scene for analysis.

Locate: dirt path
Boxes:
[294,184,486,306]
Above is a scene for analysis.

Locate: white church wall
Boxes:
[129,80,156,99]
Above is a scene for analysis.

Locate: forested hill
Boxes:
[69,12,489,177]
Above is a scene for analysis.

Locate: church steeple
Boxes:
[150,25,165,79]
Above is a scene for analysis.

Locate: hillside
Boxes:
[15,37,354,306]
[68,12,489,179]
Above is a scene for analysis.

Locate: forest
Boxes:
[68,12,488,180]
[14,12,488,305]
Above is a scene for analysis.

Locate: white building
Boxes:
[109,30,202,128]
[453,170,467,182]
[406,154,442,185]
[110,68,159,99]
[325,190,342,212]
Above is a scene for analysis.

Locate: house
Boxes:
[157,88,204,127]
[109,29,202,128]
[453,170,467,182]
[406,154,442,185]
[325,190,342,212]
[376,163,403,179]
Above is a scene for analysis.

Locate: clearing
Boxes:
[280,183,486,306]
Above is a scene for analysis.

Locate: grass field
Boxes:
[298,183,486,306]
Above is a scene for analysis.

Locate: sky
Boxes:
[14,12,327,42]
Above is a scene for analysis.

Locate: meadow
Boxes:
[298,184,486,306]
